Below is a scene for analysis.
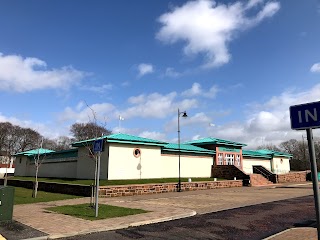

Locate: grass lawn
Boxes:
[12,177,224,186]
[14,187,79,205]
[46,203,148,220]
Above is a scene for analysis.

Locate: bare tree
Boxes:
[71,104,109,216]
[15,127,42,152]
[256,143,281,151]
[70,122,111,141]
[42,136,73,151]
[280,139,310,171]
[0,122,13,151]
[55,136,73,150]
[32,138,48,198]
[0,122,42,154]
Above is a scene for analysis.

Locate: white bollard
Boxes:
[188,178,192,182]
[234,177,237,180]
[214,178,217,181]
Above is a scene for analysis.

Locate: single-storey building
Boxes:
[14,133,291,180]
[0,151,15,178]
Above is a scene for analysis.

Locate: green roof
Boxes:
[162,143,215,155]
[27,149,78,163]
[185,137,246,147]
[243,149,292,159]
[242,150,271,159]
[45,149,78,159]
[15,148,55,157]
[255,149,292,158]
[72,133,168,147]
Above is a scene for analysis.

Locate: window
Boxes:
[133,148,141,158]
[19,158,22,164]
[217,153,223,165]
[235,155,241,167]
[224,154,234,165]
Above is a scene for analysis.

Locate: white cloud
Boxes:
[123,92,198,119]
[76,101,85,111]
[121,81,130,87]
[182,83,202,97]
[128,94,146,104]
[137,63,154,77]
[0,53,86,92]
[156,0,280,68]
[139,131,167,141]
[310,63,320,73]
[80,84,112,93]
[182,82,219,98]
[59,102,115,123]
[165,112,212,132]
[165,67,181,78]
[246,0,264,9]
[204,84,320,148]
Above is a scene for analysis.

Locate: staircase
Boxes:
[249,173,274,186]
[250,165,275,186]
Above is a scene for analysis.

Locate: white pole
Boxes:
[95,151,101,217]
[178,109,181,192]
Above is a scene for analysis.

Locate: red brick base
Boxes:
[99,180,242,197]
[271,171,310,183]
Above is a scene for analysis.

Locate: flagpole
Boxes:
[118,115,124,132]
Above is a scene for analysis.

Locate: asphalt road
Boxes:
[61,195,316,240]
[0,221,46,240]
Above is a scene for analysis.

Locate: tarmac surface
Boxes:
[0,182,317,240]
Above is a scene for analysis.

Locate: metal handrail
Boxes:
[253,166,273,180]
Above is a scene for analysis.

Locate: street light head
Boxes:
[181,111,188,118]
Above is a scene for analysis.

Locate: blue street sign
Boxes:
[93,139,104,152]
[290,101,320,130]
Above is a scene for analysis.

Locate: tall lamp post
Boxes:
[178,108,188,192]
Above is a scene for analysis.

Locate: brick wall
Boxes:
[99,180,242,197]
[270,171,310,183]
[0,179,242,197]
[211,165,249,180]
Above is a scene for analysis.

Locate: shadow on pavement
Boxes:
[0,220,47,240]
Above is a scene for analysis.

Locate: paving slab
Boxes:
[13,197,195,239]
[4,182,315,239]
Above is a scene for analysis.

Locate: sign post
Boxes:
[93,139,103,218]
[290,101,320,239]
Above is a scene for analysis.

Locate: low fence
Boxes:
[0,179,242,197]
[270,171,310,183]
[99,180,243,197]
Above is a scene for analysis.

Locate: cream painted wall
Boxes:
[160,154,213,178]
[108,143,213,179]
[272,157,290,174]
[242,158,272,174]
[108,143,162,180]
[14,156,28,176]
[76,146,110,180]
[24,161,77,178]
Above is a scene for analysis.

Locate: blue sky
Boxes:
[0,0,319,148]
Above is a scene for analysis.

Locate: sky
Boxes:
[0,0,319,149]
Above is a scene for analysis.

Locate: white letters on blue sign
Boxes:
[298,108,318,123]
